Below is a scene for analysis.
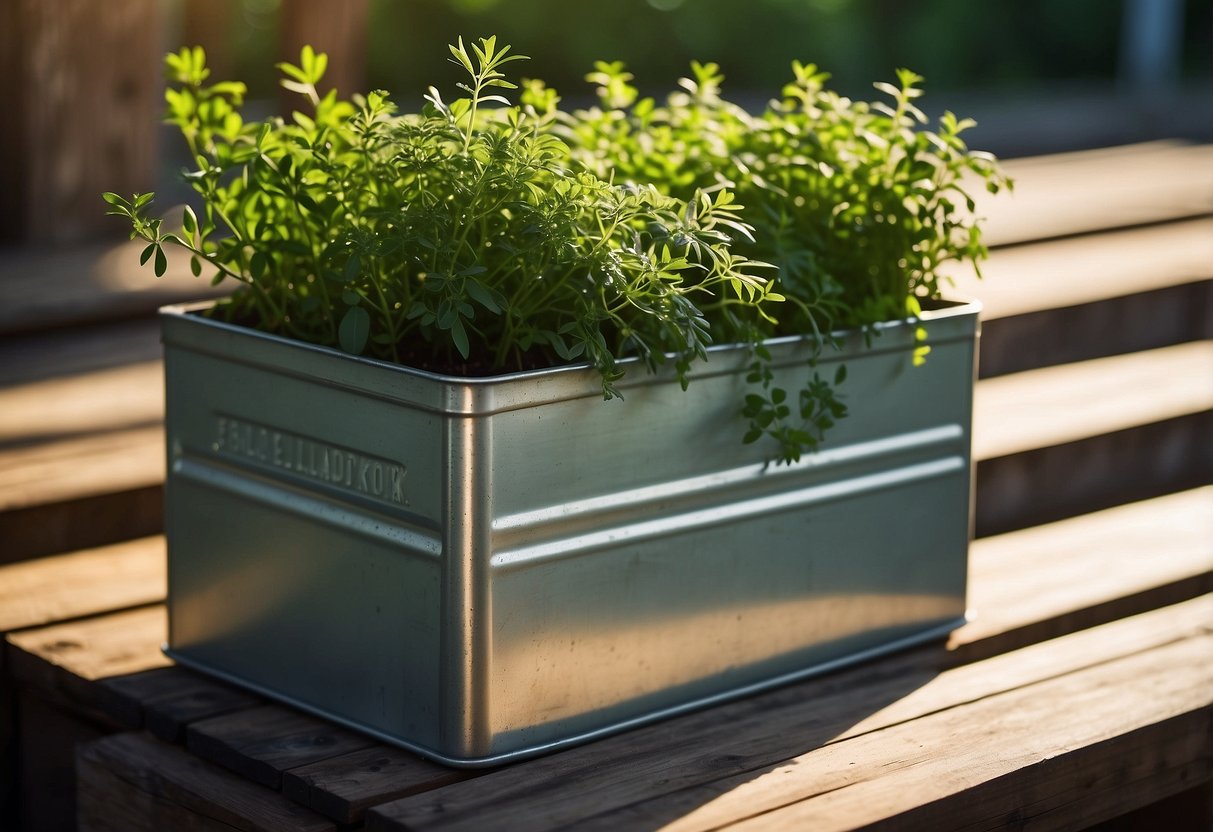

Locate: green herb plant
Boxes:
[104,38,779,400]
[554,59,1009,460]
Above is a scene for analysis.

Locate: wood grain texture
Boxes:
[713,637,1212,832]
[366,597,1213,832]
[77,732,336,832]
[5,605,170,726]
[973,341,1213,461]
[979,141,1213,247]
[281,745,472,824]
[948,218,1213,321]
[957,487,1213,659]
[0,536,164,632]
[100,666,262,743]
[187,705,378,790]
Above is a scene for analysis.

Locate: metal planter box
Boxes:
[161,299,979,766]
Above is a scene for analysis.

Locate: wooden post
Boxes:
[0,0,162,245]
[279,0,370,109]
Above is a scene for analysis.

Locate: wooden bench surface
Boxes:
[1,484,1208,828]
[1,140,1211,831]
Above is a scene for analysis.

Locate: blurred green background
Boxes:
[4,0,1210,244]
[197,0,1213,160]
[217,0,1211,99]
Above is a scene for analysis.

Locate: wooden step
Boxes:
[973,342,1213,535]
[957,486,1213,662]
[952,218,1213,322]
[978,279,1211,378]
[950,217,1213,376]
[0,352,164,562]
[978,141,1213,246]
[0,239,228,336]
[0,536,163,635]
[77,732,337,832]
[0,317,162,387]
[973,342,1213,460]
[7,487,1208,826]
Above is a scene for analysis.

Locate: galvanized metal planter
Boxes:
[161,299,980,766]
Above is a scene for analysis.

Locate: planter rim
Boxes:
[161,296,981,416]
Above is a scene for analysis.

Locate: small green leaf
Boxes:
[450,317,470,359]
[154,247,167,277]
[338,306,371,354]
[140,244,156,266]
[190,256,202,277]
[341,289,361,306]
[464,279,500,313]
[182,205,197,236]
[250,252,268,278]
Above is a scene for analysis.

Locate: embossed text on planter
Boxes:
[211,415,408,506]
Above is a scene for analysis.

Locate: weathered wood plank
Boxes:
[5,606,171,726]
[281,745,472,825]
[101,667,262,743]
[0,361,163,446]
[709,639,1212,832]
[0,425,165,562]
[949,217,1213,320]
[77,732,336,832]
[0,424,164,513]
[0,485,163,565]
[979,141,1213,247]
[186,705,379,790]
[956,486,1213,662]
[365,597,1213,832]
[0,240,229,336]
[0,536,164,632]
[0,318,163,387]
[973,341,1213,461]
[971,341,1213,535]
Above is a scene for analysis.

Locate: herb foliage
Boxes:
[104,39,778,400]
[105,38,1007,463]
[556,60,1009,458]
